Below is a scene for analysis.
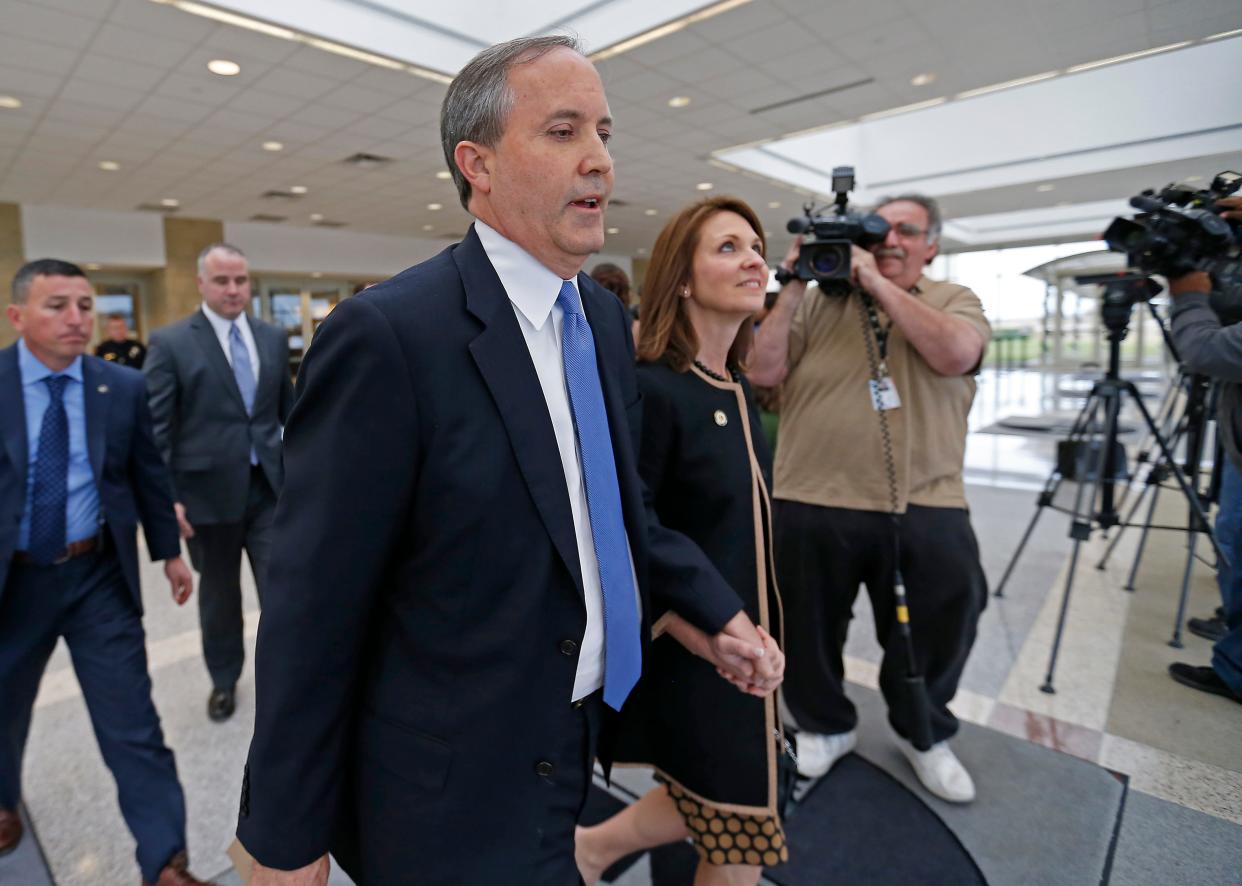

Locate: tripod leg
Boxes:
[995,485,1056,598]
[1043,391,1112,694]
[1097,479,1152,570]
[1169,528,1200,649]
[1129,385,1223,566]
[1125,481,1162,591]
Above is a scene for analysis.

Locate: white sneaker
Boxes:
[893,734,976,803]
[794,730,856,778]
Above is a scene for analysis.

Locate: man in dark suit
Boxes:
[0,259,211,885]
[144,244,294,722]
[238,36,780,886]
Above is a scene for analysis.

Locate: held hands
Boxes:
[708,611,784,697]
[164,556,194,606]
[173,502,195,539]
[251,855,330,886]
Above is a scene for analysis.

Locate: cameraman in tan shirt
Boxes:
[750,194,990,803]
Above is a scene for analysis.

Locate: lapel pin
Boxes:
[713,410,728,427]
[97,384,109,394]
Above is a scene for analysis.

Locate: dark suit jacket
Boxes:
[236,227,744,882]
[144,310,294,525]
[0,345,181,612]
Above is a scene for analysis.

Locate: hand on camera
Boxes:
[850,244,884,293]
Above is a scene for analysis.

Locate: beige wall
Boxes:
[148,217,224,333]
[0,203,24,349]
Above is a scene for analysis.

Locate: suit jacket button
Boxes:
[560,639,578,656]
[535,761,554,777]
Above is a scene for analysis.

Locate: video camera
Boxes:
[1103,171,1242,321]
[776,167,890,293]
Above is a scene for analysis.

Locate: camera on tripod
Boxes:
[776,167,890,293]
[1103,170,1242,322]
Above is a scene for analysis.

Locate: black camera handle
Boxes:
[855,290,934,752]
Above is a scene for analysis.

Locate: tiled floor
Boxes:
[4,364,1240,884]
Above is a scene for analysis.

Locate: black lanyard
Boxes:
[860,292,893,368]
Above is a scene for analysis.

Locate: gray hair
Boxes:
[11,258,87,304]
[875,193,942,245]
[197,242,248,276]
[440,35,583,211]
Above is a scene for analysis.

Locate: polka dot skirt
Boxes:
[665,779,788,868]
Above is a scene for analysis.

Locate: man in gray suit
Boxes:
[145,243,294,722]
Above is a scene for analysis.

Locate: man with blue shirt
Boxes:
[0,259,211,885]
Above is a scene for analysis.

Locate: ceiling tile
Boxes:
[107,0,216,42]
[0,34,82,77]
[0,64,67,100]
[59,81,146,113]
[252,67,343,101]
[71,55,170,92]
[88,22,196,69]
[3,0,102,50]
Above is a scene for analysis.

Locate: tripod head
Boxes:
[1074,271,1164,338]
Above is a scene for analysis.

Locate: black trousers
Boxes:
[0,549,186,882]
[186,466,276,689]
[775,500,987,744]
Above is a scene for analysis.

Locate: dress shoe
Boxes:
[141,850,214,885]
[207,686,236,722]
[0,807,22,856]
[893,731,976,803]
[793,729,856,778]
[1187,614,1227,642]
[1169,663,1242,705]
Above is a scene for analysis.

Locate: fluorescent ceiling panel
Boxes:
[717,38,1242,206]
[210,0,718,73]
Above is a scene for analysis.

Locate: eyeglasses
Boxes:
[890,222,930,240]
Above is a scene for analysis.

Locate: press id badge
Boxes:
[869,376,902,411]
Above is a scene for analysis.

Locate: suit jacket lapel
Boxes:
[0,346,27,479]
[190,310,247,414]
[81,358,108,485]
[457,228,586,598]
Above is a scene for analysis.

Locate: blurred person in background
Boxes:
[144,243,293,724]
[96,312,147,369]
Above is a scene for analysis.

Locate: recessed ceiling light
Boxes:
[262,141,284,152]
[161,198,180,208]
[644,208,658,216]
[768,201,781,208]
[0,95,22,109]
[309,213,324,221]
[1184,175,1204,183]
[422,224,434,231]
[311,271,323,278]
[910,72,937,87]
[207,59,241,76]
[427,202,443,210]
[607,227,620,234]
[696,182,713,191]
[85,263,101,271]
[637,247,648,254]
[435,171,452,180]
[668,96,692,108]
[98,160,120,171]
[1036,183,1055,192]
[290,185,309,194]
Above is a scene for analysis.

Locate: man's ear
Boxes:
[454,141,493,198]
[925,238,940,265]
[5,303,24,334]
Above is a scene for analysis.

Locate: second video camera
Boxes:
[778,167,890,293]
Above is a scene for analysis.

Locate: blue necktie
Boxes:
[556,280,642,710]
[28,375,70,564]
[229,322,258,465]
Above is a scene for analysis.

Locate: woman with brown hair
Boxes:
[576,197,789,885]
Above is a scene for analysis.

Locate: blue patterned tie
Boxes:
[28,375,70,564]
[556,280,642,710]
[230,322,258,465]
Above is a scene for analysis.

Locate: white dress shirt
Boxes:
[201,302,260,377]
[475,220,640,702]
